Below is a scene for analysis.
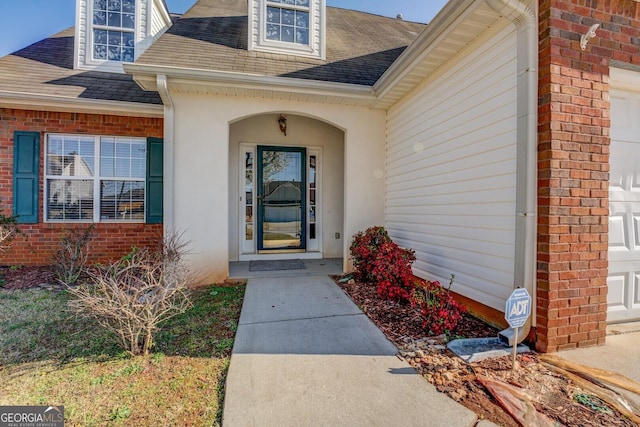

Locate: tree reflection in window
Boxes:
[266,0,309,45]
[93,0,135,62]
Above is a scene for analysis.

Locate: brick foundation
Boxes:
[0,108,163,266]
[537,0,640,352]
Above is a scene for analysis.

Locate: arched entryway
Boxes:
[228,113,345,261]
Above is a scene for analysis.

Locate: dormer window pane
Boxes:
[94,11,107,26]
[108,46,121,61]
[296,27,308,44]
[123,32,134,47]
[122,0,135,13]
[282,27,294,42]
[122,13,135,29]
[108,12,120,27]
[266,24,280,41]
[108,0,121,11]
[267,7,280,24]
[282,9,294,25]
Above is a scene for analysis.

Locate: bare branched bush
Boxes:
[54,225,95,285]
[68,232,193,356]
[0,224,14,252]
[0,211,21,252]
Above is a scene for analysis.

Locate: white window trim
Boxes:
[44,133,147,223]
[249,0,326,60]
[306,147,322,253]
[78,0,141,73]
[259,1,313,54]
[238,143,323,259]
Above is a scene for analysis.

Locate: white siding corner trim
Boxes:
[385,21,518,312]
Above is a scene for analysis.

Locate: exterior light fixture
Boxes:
[278,115,287,136]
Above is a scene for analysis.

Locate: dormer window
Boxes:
[249,0,325,60]
[92,0,136,62]
[266,1,309,45]
[74,0,172,73]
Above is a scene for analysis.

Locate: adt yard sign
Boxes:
[505,288,531,329]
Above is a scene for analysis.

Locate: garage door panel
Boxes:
[607,273,628,313]
[608,78,640,322]
[608,214,627,250]
[635,273,640,309]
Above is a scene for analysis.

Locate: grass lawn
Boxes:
[0,283,245,426]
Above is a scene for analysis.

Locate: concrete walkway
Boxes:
[222,274,479,427]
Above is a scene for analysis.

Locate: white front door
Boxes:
[608,83,640,322]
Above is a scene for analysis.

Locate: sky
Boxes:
[0,0,449,57]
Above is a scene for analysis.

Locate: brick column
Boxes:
[536,0,615,352]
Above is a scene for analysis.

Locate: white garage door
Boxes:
[608,71,640,323]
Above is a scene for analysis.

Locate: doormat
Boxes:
[249,259,306,271]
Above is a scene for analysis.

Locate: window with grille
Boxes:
[265,0,310,45]
[92,0,136,62]
[249,0,324,59]
[45,134,146,222]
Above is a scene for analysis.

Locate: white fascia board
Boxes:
[0,90,163,117]
[124,63,377,102]
[374,0,485,100]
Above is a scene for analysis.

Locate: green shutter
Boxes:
[13,131,40,223]
[146,137,163,224]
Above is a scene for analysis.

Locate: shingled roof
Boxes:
[0,27,162,105]
[0,0,425,108]
[135,0,426,86]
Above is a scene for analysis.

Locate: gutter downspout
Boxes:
[486,0,538,345]
[157,74,175,233]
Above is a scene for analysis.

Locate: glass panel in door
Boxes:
[257,146,306,251]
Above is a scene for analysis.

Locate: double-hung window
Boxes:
[45,135,146,222]
[92,0,136,62]
[266,0,310,45]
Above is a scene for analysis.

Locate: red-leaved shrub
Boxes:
[412,277,466,336]
[350,227,414,303]
[369,241,415,302]
[349,226,392,283]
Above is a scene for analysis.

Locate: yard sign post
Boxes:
[505,288,531,371]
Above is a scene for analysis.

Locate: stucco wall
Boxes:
[169,93,385,282]
[228,113,345,260]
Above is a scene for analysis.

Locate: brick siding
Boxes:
[0,108,163,266]
[537,0,640,352]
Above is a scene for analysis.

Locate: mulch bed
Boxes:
[0,265,57,290]
[333,275,499,343]
[334,274,640,427]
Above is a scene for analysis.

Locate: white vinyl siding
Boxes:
[385,21,518,312]
[139,0,173,54]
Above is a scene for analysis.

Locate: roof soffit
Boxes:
[373,0,502,109]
